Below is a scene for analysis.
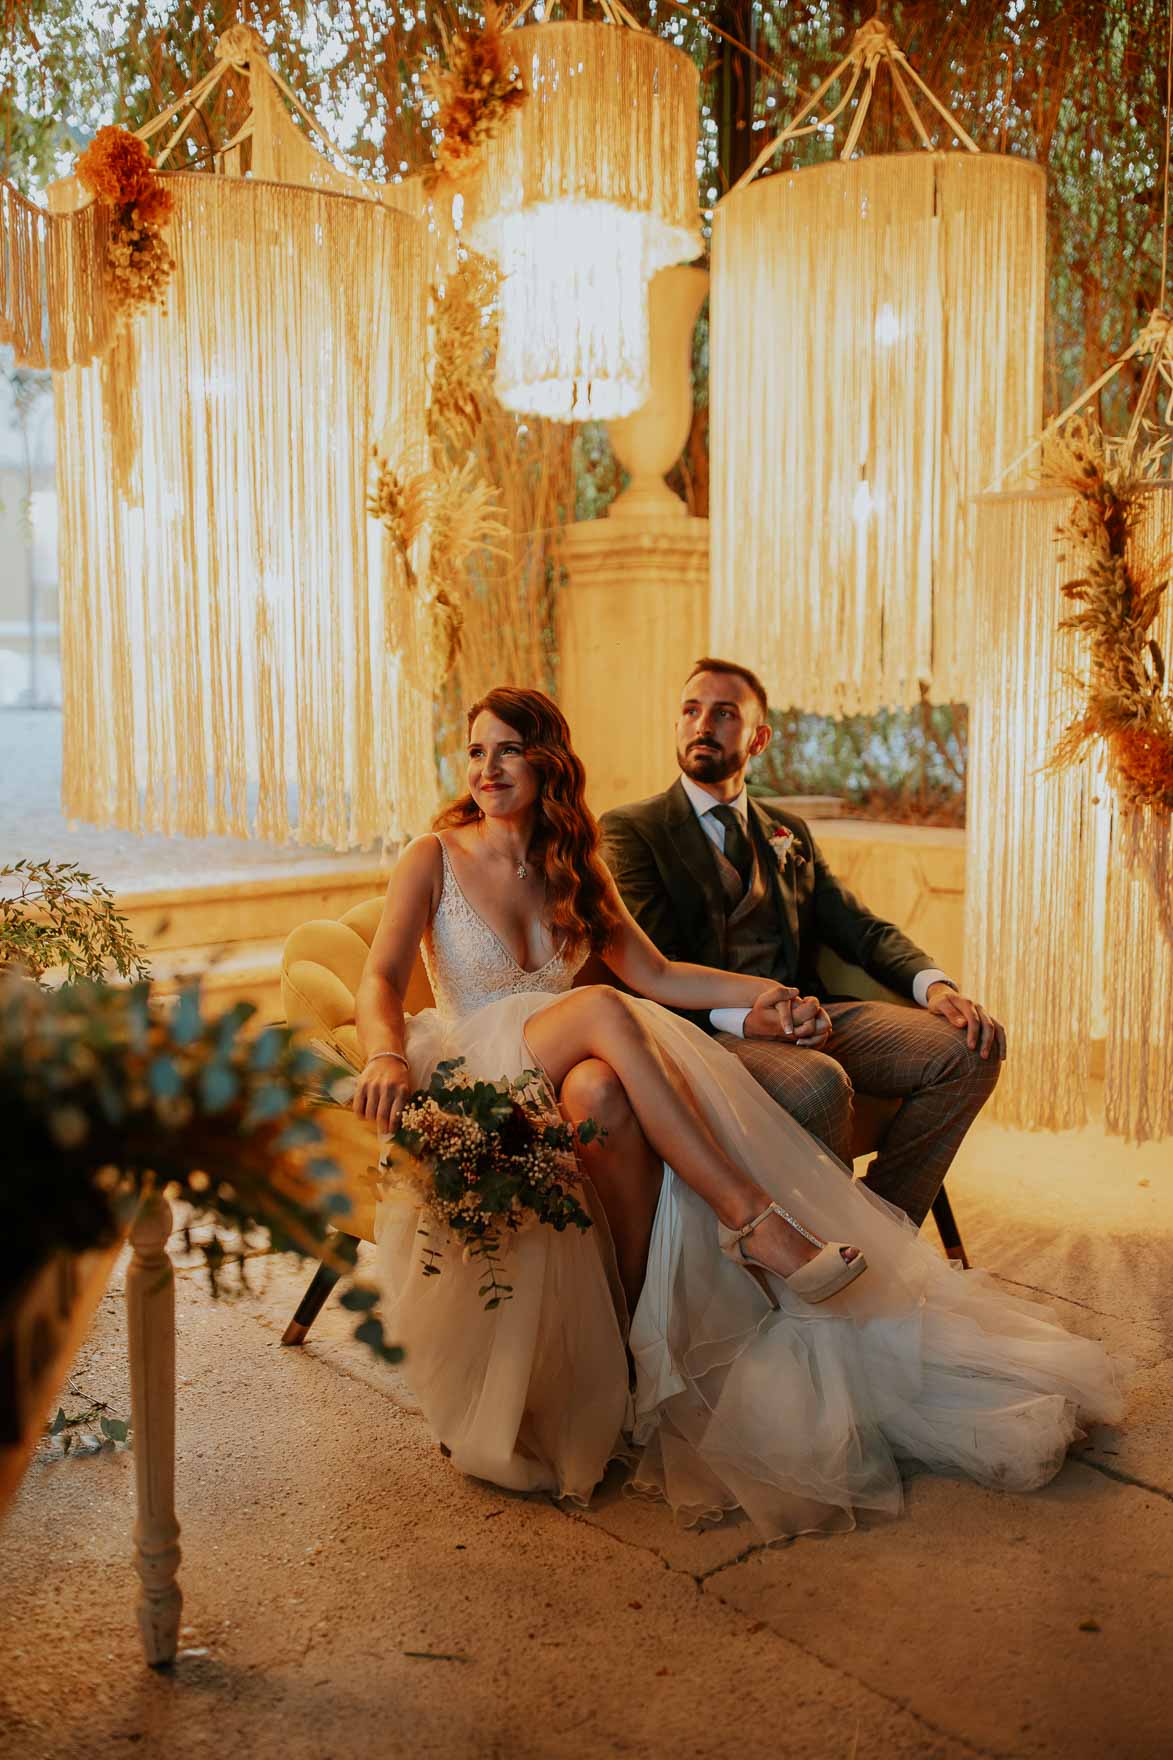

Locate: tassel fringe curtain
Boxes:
[966,488,1173,1143]
[0,180,114,369]
[710,150,1045,714]
[51,169,432,849]
[464,20,701,420]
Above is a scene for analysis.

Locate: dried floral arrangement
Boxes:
[423,3,526,186]
[430,252,500,455]
[75,124,175,317]
[1045,418,1173,813]
[369,449,511,682]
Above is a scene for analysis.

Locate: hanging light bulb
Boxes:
[464,16,702,422]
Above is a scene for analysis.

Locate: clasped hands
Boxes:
[744,983,832,1050]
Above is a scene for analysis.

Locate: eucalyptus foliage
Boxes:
[1,971,401,1363]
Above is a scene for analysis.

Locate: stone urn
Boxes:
[606,265,709,522]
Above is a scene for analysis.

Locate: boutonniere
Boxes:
[769,826,807,874]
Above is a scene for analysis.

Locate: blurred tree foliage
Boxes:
[751,697,969,826]
[1,1,1166,823]
[3,0,1165,415]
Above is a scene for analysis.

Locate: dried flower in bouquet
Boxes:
[75,125,176,318]
[379,1058,600,1309]
[423,3,526,186]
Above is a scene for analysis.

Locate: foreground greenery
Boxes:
[1,972,399,1363]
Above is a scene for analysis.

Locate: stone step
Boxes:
[148,939,287,1022]
[115,864,389,959]
[113,863,391,1024]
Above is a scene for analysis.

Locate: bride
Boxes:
[354,686,1122,1539]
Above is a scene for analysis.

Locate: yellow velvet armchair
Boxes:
[278,901,968,1345]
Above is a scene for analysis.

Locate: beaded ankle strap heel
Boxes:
[717,1201,867,1307]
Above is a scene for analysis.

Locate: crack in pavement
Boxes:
[989,1272,1152,1328]
[695,1586,1006,1760]
[1080,1456,1173,1505]
[556,1503,1005,1758]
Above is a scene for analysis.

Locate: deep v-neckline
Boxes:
[435,836,561,979]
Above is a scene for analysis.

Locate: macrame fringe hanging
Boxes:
[36,27,436,849]
[967,318,1173,1144]
[0,179,114,369]
[708,18,1045,714]
[463,4,701,421]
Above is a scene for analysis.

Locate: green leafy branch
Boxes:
[0,860,149,984]
[2,973,401,1368]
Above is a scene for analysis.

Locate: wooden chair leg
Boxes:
[931,1186,970,1269]
[127,1193,182,1667]
[281,1239,358,1346]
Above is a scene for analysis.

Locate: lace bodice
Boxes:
[422,837,585,1020]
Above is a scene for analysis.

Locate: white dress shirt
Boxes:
[675,774,953,1036]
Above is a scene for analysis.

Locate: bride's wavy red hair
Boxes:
[434,686,622,955]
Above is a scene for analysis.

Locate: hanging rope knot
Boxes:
[1136,308,1173,359]
[851,17,897,67]
[215,25,267,69]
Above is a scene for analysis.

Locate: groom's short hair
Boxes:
[686,656,769,723]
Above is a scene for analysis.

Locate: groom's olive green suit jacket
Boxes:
[599,779,933,1031]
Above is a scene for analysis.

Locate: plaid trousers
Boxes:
[717,1001,1002,1227]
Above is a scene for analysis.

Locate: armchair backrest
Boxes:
[282,899,435,1069]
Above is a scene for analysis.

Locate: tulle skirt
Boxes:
[373,993,1124,1540]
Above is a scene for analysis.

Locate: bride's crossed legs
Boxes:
[530,985,857,1306]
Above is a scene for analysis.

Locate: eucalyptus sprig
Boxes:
[1,973,400,1367]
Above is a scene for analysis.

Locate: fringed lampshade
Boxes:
[709,19,1045,713]
[966,483,1173,1143]
[463,16,701,421]
[37,30,434,848]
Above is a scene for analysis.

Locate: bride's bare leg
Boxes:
[560,1059,663,1313]
[528,987,850,1280]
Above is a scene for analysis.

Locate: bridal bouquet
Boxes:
[379,1059,597,1309]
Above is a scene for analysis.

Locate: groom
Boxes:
[599,657,1005,1226]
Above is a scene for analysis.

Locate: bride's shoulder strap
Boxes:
[389,832,447,914]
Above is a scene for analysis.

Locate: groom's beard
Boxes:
[679,740,745,784]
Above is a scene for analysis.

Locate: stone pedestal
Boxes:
[558,265,711,815]
[558,517,709,816]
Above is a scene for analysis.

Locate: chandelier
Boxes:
[709,18,1045,713]
[463,6,701,422]
[2,28,434,848]
[966,316,1173,1143]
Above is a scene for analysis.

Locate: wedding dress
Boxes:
[374,837,1123,1539]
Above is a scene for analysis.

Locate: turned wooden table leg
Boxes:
[126,1193,182,1667]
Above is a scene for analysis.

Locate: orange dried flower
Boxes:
[76,125,155,207]
[75,125,175,317]
[1112,726,1173,805]
[131,181,175,229]
[425,2,526,185]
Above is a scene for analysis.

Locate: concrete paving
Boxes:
[1,1099,1171,1760]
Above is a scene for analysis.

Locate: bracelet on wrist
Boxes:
[365,1050,409,1071]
